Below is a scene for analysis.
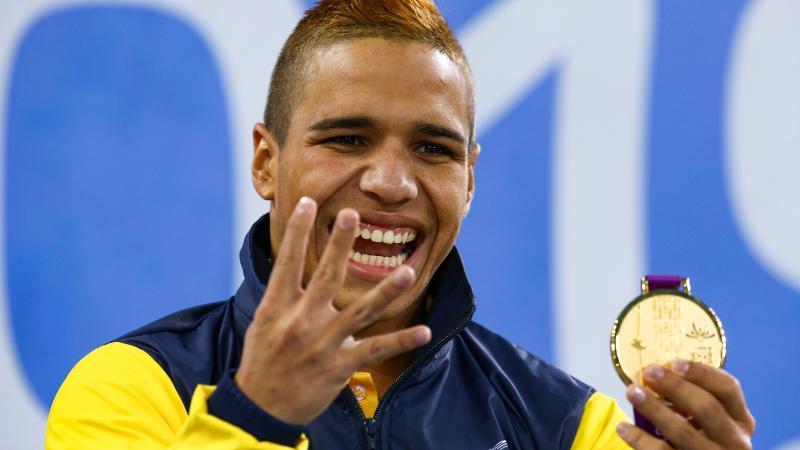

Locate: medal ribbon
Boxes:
[645,274,682,291]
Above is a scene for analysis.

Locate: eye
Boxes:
[325,135,364,147]
[416,142,453,157]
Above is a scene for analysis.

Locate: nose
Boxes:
[359,144,418,206]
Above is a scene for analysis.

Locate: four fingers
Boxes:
[618,361,754,449]
[668,361,755,433]
[641,364,738,442]
[622,382,711,449]
[261,199,429,370]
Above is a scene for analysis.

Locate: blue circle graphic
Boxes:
[4,6,234,408]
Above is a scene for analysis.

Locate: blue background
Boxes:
[3,1,797,447]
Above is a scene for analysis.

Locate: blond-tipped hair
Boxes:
[263,0,474,146]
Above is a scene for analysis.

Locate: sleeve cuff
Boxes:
[207,370,305,446]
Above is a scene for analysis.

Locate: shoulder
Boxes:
[461,321,594,401]
[47,342,186,447]
[117,299,238,407]
[458,322,630,449]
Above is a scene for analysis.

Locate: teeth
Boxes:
[354,226,418,244]
[348,252,409,268]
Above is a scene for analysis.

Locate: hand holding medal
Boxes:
[611,275,755,449]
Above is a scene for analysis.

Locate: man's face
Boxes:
[254,38,477,320]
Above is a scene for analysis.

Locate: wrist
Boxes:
[209,370,305,445]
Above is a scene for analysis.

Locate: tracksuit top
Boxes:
[46,214,629,449]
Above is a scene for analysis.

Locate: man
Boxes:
[46,1,755,449]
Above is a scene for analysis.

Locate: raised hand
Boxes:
[617,360,756,449]
[234,197,432,425]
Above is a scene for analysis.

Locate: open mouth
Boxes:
[349,222,419,268]
[329,220,421,270]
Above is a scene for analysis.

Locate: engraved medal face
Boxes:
[611,291,726,385]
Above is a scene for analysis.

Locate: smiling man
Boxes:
[46,1,755,449]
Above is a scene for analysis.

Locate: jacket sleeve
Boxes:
[569,391,632,450]
[45,342,309,450]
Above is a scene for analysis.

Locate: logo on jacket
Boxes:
[489,440,508,450]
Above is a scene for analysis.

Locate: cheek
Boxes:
[427,172,469,234]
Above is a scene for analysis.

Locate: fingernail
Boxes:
[616,422,632,438]
[628,385,646,404]
[295,196,313,213]
[337,210,357,230]
[671,359,689,375]
[645,364,664,380]
[392,266,414,287]
[414,327,431,344]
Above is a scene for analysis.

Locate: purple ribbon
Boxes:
[634,408,663,439]
[645,274,682,291]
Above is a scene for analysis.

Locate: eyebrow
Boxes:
[308,116,376,132]
[413,121,466,146]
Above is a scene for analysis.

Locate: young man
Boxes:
[46,1,755,449]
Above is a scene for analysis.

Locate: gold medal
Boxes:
[611,276,726,386]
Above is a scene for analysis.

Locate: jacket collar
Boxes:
[234,213,476,347]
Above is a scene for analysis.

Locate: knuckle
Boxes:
[285,317,309,340]
[368,340,387,360]
[695,398,724,418]
[734,433,753,450]
[725,376,744,399]
[745,413,756,433]
[626,427,654,448]
[315,266,339,285]
[274,252,298,271]
[306,345,327,365]
[330,357,355,378]
[668,420,700,447]
[349,302,373,324]
[624,427,644,445]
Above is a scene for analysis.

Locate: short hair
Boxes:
[263,0,475,148]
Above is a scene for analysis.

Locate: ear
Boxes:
[463,142,480,217]
[251,123,280,201]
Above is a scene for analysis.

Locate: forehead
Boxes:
[294,38,470,135]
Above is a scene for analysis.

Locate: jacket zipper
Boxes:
[346,304,476,450]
